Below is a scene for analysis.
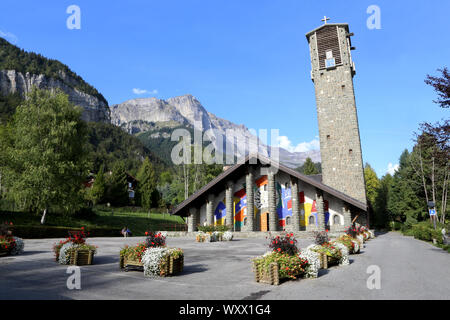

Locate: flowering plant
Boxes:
[267,233,298,256]
[298,249,320,278]
[336,235,358,254]
[308,242,342,262]
[53,227,95,262]
[144,231,166,248]
[313,231,330,245]
[120,242,147,262]
[223,231,233,241]
[141,247,184,277]
[10,237,24,255]
[0,235,16,252]
[330,241,349,265]
[252,251,308,280]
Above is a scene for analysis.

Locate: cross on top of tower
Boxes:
[321,16,330,24]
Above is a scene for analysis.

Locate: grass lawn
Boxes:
[0,206,186,236]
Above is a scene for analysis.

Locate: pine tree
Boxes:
[106,161,129,206]
[88,164,106,205]
[136,157,157,211]
[302,157,319,175]
[364,163,380,206]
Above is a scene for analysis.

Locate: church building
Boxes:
[172,20,368,233]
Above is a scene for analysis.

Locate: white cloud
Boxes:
[0,30,18,44]
[132,88,158,95]
[387,163,399,175]
[276,135,320,153]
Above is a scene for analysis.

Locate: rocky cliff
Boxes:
[0,70,110,122]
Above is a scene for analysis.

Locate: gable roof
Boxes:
[172,154,367,217]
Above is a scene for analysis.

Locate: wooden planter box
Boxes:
[0,247,10,257]
[160,255,184,277]
[121,255,144,271]
[252,261,279,285]
[120,254,184,275]
[69,250,95,266]
[319,253,339,269]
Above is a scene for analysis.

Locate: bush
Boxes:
[313,231,329,245]
[390,221,402,231]
[267,233,298,255]
[253,252,308,280]
[144,231,166,248]
[197,225,229,233]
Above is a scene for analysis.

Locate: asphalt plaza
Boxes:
[0,232,449,300]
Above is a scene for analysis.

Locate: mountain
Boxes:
[110,94,321,168]
[0,37,110,122]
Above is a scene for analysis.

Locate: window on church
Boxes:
[309,215,315,225]
[286,216,291,225]
[333,215,340,225]
[325,50,335,69]
[243,217,247,226]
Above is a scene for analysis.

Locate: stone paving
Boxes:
[0,232,448,300]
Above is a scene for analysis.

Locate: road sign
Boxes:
[429,209,436,216]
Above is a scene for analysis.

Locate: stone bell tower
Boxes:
[306,18,367,205]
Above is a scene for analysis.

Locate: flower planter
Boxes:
[319,253,339,269]
[160,255,184,277]
[0,247,10,257]
[121,255,144,272]
[69,249,95,266]
[252,261,280,286]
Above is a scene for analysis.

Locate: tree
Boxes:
[425,67,450,108]
[374,173,393,228]
[87,164,106,205]
[136,157,157,211]
[364,163,380,206]
[105,161,129,206]
[301,157,320,175]
[1,88,88,223]
[387,150,424,225]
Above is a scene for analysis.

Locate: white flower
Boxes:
[351,240,360,253]
[10,237,24,255]
[356,234,365,247]
[141,247,168,277]
[299,249,320,278]
[223,231,233,241]
[332,241,349,266]
[159,231,168,238]
[58,242,75,265]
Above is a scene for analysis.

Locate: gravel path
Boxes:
[0,232,448,300]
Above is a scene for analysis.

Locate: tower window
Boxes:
[326,135,331,140]
[349,149,353,154]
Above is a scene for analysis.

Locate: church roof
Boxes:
[172,153,367,217]
[305,23,350,38]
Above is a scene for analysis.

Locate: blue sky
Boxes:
[0,0,449,177]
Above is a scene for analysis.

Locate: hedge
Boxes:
[11,225,122,239]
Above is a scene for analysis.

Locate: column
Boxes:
[291,178,300,232]
[315,189,325,231]
[188,207,199,232]
[206,194,214,226]
[343,205,352,229]
[225,181,234,231]
[268,172,278,231]
[245,169,254,232]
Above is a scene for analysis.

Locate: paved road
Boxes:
[0,232,448,300]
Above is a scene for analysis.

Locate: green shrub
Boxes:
[197,225,229,233]
[390,221,402,231]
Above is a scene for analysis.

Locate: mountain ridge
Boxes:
[110,94,321,168]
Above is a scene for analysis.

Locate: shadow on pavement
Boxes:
[181,263,208,275]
